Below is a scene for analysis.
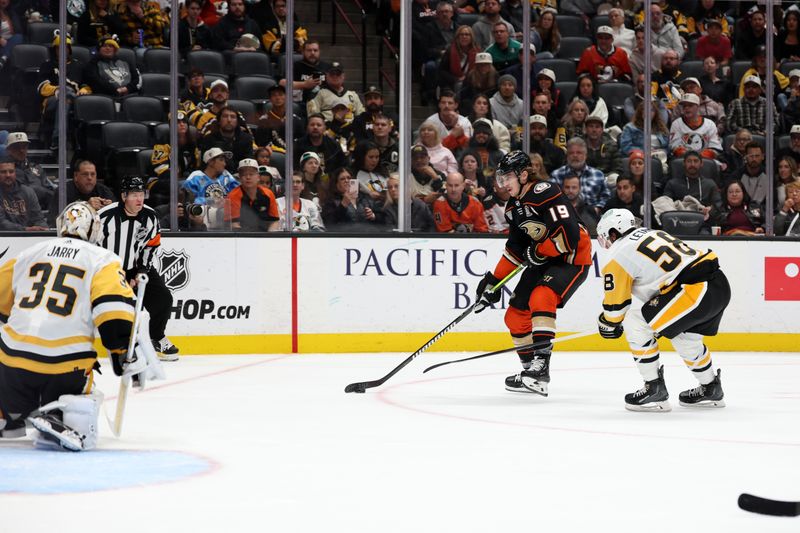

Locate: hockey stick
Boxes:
[738,493,800,517]
[422,329,597,373]
[344,264,527,393]
[109,273,149,437]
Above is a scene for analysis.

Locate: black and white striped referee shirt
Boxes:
[97,202,161,272]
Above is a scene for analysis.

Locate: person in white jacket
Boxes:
[278,172,326,231]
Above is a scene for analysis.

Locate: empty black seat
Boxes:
[27,22,60,46]
[102,121,152,188]
[11,43,49,72]
[226,99,257,123]
[598,82,634,109]
[232,52,273,78]
[144,48,173,74]
[234,76,276,105]
[556,37,592,61]
[187,50,226,77]
[120,96,165,125]
[71,45,92,65]
[556,15,586,38]
[116,47,138,70]
[73,94,116,160]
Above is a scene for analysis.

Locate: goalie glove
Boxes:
[474,272,502,314]
[525,244,548,266]
[597,313,624,339]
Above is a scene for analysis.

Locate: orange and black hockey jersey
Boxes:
[433,193,489,233]
[493,181,592,279]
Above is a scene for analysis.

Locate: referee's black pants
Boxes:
[127,267,172,341]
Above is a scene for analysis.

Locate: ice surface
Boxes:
[1,351,799,532]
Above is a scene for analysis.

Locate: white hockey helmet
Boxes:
[56,201,102,244]
[597,209,637,249]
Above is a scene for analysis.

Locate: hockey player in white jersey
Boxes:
[0,202,161,451]
[596,209,731,411]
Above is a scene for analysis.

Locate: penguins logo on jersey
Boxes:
[157,249,191,292]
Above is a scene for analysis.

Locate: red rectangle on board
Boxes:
[764,257,800,301]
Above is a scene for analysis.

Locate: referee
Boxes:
[98,176,179,361]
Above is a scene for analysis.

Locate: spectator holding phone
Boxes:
[410,144,446,205]
[321,167,383,232]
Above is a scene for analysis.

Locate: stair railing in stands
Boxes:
[377,33,398,92]
[317,0,368,93]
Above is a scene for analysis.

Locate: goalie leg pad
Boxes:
[34,391,103,451]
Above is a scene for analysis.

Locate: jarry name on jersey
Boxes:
[46,245,80,260]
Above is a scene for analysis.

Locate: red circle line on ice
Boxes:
[376,363,800,449]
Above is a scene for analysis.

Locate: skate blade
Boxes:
[28,418,84,452]
[625,401,672,412]
[679,399,725,408]
[520,379,549,397]
[157,353,179,362]
[505,386,545,395]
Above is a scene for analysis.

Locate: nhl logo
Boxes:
[158,249,190,292]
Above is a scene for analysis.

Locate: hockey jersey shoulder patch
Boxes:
[533,182,551,194]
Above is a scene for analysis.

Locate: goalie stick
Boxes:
[738,493,800,517]
[344,263,527,393]
[109,272,149,437]
[422,329,597,373]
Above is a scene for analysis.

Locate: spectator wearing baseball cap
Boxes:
[576,25,632,83]
[498,43,541,100]
[307,62,365,124]
[727,74,779,137]
[670,92,723,159]
[182,147,240,206]
[673,77,726,136]
[199,105,255,173]
[583,115,623,177]
[351,85,399,143]
[180,68,210,106]
[4,132,54,210]
[0,155,48,231]
[410,144,447,204]
[736,44,790,101]
[226,158,280,232]
[528,114,565,172]
[695,16,732,66]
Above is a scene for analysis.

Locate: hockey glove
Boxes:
[525,245,548,266]
[475,272,502,314]
[597,313,624,339]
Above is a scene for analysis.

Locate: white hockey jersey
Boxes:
[277,197,325,231]
[668,117,723,154]
[0,238,135,374]
[601,228,718,324]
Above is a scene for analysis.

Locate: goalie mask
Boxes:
[56,201,102,244]
[597,208,638,249]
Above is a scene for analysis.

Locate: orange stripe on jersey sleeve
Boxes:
[146,234,161,247]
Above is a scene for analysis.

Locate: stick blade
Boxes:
[344,382,367,394]
[738,493,800,517]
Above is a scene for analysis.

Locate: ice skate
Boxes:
[625,366,671,412]
[505,355,550,396]
[679,369,725,408]
[29,414,85,452]
[153,337,179,362]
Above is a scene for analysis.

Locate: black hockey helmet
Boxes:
[496,150,531,178]
[120,175,146,194]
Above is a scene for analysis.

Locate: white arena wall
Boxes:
[1,236,798,354]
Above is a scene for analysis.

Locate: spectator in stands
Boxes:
[529,115,565,172]
[734,142,768,208]
[619,101,670,158]
[629,26,661,82]
[200,106,254,173]
[500,0,523,35]
[662,150,721,214]
[468,93,510,151]
[776,9,800,62]
[187,80,244,136]
[699,55,734,109]
[489,74,523,130]
[410,144,446,205]
[774,180,800,236]
[556,99,589,149]
[149,110,201,200]
[737,45,789,103]
[531,68,564,119]
[625,73,669,124]
[0,156,47,231]
[321,167,381,232]
[46,159,113,226]
[360,114,397,177]
[529,153,550,183]
[532,92,558,139]
[183,147,240,206]
[777,125,800,168]
[482,178,510,233]
[694,17,731,67]
[689,0,730,39]
[307,62,365,123]
[735,8,767,61]
[294,113,346,172]
[603,175,643,218]
[76,0,121,48]
[551,137,610,215]
[212,0,261,52]
[255,148,283,197]
[652,49,684,111]
[289,40,330,103]
[438,25,479,96]
[179,0,213,53]
[180,68,209,106]
[577,26,632,84]
[459,152,487,199]
[485,22,521,72]
[416,121,458,175]
[560,173,598,235]
[5,132,54,211]
[277,172,325,232]
[649,4,684,59]
[198,0,225,27]
[727,75,778,137]
[779,70,800,112]
[425,90,474,140]
[505,45,540,102]
[38,31,91,150]
[351,86,398,143]
[353,140,388,201]
[114,0,168,47]
[0,0,23,70]
[472,0,514,51]
[459,53,498,110]
[225,158,280,232]
[461,118,504,172]
[254,0,307,58]
[419,1,458,103]
[297,151,326,205]
[584,115,622,176]
[709,180,764,235]
[607,8,634,56]
[670,93,722,159]
[673,77,726,135]
[623,149,647,191]
[776,156,798,206]
[83,34,140,97]
[432,172,488,233]
[382,174,435,232]
[255,84,297,153]
[721,128,752,183]
[532,8,560,57]
[571,73,609,126]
